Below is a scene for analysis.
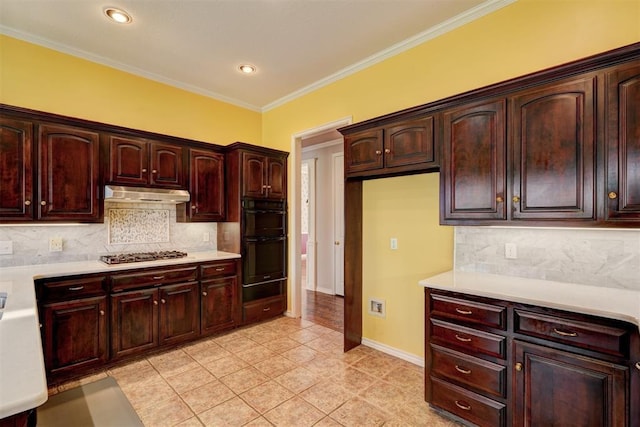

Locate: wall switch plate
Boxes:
[49,237,63,252]
[202,232,210,242]
[390,237,398,250]
[505,243,517,259]
[0,241,13,255]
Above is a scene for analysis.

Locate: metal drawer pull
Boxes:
[454,400,471,411]
[68,286,84,291]
[455,334,472,342]
[263,307,271,312]
[152,276,165,280]
[215,267,225,271]
[454,365,472,375]
[553,328,578,337]
[455,308,473,315]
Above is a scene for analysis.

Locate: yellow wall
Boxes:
[0,35,261,145]
[263,0,639,359]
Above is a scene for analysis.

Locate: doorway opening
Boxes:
[289,117,351,332]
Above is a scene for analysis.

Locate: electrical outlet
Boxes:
[0,241,13,255]
[368,297,386,318]
[390,237,398,250]
[202,232,210,242]
[505,243,517,259]
[49,237,63,252]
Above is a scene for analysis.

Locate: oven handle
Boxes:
[245,236,287,242]
[242,278,285,287]
[244,209,286,215]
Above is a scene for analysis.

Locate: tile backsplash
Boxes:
[455,226,640,290]
[0,202,217,267]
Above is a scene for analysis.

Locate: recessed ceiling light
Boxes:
[239,64,256,74]
[104,7,132,24]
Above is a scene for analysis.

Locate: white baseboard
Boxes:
[315,286,334,295]
[361,337,425,367]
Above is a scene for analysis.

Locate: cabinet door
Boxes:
[266,156,287,199]
[384,116,435,168]
[201,277,236,335]
[345,129,384,174]
[605,62,640,221]
[242,152,267,198]
[514,340,628,427]
[41,296,107,375]
[441,99,507,222]
[0,117,33,220]
[188,149,225,221]
[110,289,158,359]
[38,124,100,221]
[510,76,596,221]
[158,282,199,346]
[150,142,184,188]
[108,135,149,185]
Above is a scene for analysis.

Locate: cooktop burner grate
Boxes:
[100,251,188,264]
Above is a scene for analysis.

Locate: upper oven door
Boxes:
[242,199,286,237]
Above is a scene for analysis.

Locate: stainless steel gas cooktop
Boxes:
[99,251,188,265]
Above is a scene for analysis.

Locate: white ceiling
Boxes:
[0,0,512,111]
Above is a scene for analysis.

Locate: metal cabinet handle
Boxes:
[152,169,157,174]
[608,192,618,200]
[384,148,391,154]
[161,299,166,304]
[553,328,578,337]
[263,307,271,312]
[496,196,504,203]
[215,267,225,271]
[153,300,158,305]
[455,308,472,315]
[454,400,471,411]
[635,362,640,371]
[192,205,197,210]
[152,276,165,280]
[202,291,208,296]
[512,195,520,203]
[99,310,105,316]
[375,150,382,155]
[40,201,47,206]
[455,334,472,342]
[454,365,471,375]
[515,362,523,372]
[142,168,147,173]
[25,200,31,206]
[68,286,84,291]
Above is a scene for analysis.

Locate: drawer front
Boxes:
[431,318,506,359]
[431,377,506,427]
[39,276,107,301]
[431,344,506,398]
[243,296,285,324]
[111,266,198,292]
[201,260,237,279]
[514,309,629,357]
[431,293,506,330]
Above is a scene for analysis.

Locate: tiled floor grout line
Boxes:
[50,316,458,426]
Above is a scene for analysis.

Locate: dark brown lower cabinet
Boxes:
[514,340,628,427]
[201,277,236,335]
[40,296,108,375]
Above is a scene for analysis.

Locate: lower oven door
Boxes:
[242,236,287,284]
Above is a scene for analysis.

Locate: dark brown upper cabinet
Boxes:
[178,148,225,222]
[240,151,287,200]
[441,99,507,221]
[0,117,33,221]
[107,134,184,189]
[604,62,640,222]
[344,116,437,178]
[510,75,596,221]
[38,123,101,222]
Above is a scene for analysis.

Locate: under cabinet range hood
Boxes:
[104,185,190,204]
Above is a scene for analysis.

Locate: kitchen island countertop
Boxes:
[419,270,640,330]
[0,250,240,419]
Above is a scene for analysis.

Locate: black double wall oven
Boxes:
[241,199,287,305]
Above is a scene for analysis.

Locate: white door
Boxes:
[302,159,317,291]
[333,153,345,296]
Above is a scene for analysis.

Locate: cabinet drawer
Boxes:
[514,309,629,358]
[243,296,284,323]
[431,377,506,427]
[431,344,506,398]
[111,266,198,292]
[431,293,506,330]
[431,318,506,359]
[38,276,107,302]
[201,261,237,279]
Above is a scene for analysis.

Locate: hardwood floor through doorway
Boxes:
[301,256,344,332]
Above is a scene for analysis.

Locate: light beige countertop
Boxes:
[419,270,640,330]
[0,250,240,419]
